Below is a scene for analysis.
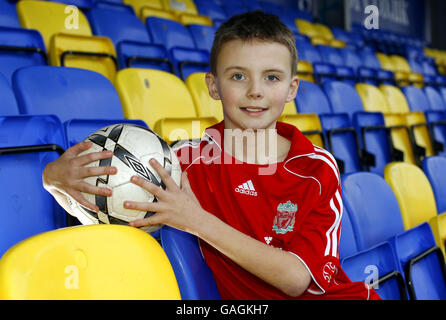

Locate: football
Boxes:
[67,123,182,233]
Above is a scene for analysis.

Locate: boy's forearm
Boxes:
[194,210,311,297]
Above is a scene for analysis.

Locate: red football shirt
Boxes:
[174,121,381,300]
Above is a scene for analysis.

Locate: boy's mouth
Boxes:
[240,106,268,116]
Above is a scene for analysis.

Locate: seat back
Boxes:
[384,114,418,165]
[188,24,216,53]
[297,60,315,83]
[341,242,405,300]
[322,81,364,121]
[0,115,67,257]
[424,86,446,112]
[123,0,163,19]
[402,86,431,112]
[355,83,391,113]
[115,68,209,142]
[88,7,151,46]
[161,0,198,16]
[295,80,331,114]
[160,226,220,299]
[64,118,148,147]
[422,156,446,214]
[317,45,343,66]
[17,0,92,50]
[0,26,47,83]
[279,113,324,148]
[13,66,123,123]
[342,172,405,250]
[338,205,358,260]
[0,225,181,299]
[380,85,410,113]
[405,111,435,157]
[0,72,18,115]
[0,0,20,28]
[384,162,438,230]
[49,34,117,82]
[185,72,223,121]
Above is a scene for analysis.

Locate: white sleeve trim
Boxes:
[288,251,326,295]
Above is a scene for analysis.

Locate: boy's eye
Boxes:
[232,73,245,81]
[266,75,279,81]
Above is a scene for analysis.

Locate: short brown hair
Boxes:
[210,10,298,75]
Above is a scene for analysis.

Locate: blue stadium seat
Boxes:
[335,66,357,86]
[295,80,332,114]
[424,110,446,157]
[193,0,226,25]
[52,0,93,10]
[88,6,151,46]
[87,6,173,71]
[342,172,446,300]
[422,156,446,214]
[188,24,216,53]
[402,85,431,112]
[0,0,20,28]
[160,226,220,300]
[0,26,47,83]
[358,48,382,70]
[146,17,210,80]
[317,45,344,66]
[341,241,406,300]
[312,62,337,84]
[352,112,392,175]
[0,71,18,116]
[357,67,379,86]
[296,40,322,65]
[0,114,67,257]
[322,80,364,121]
[338,48,363,73]
[13,66,124,123]
[64,118,149,148]
[339,205,358,260]
[424,86,446,111]
[319,113,363,173]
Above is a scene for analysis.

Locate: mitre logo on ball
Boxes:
[66,123,182,234]
[272,200,297,235]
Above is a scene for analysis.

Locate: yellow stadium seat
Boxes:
[279,113,324,148]
[161,0,198,16]
[385,162,446,256]
[390,55,412,73]
[0,225,181,300]
[140,6,178,22]
[312,23,334,41]
[408,72,424,88]
[185,72,223,121]
[49,33,117,82]
[154,117,217,145]
[17,1,117,82]
[376,52,396,72]
[115,69,218,143]
[311,36,330,46]
[355,83,392,113]
[296,19,319,39]
[379,84,411,114]
[123,0,163,19]
[394,71,410,87]
[17,1,91,50]
[328,39,346,48]
[297,61,315,83]
[178,13,213,26]
[383,113,418,165]
[405,112,435,158]
[283,100,297,116]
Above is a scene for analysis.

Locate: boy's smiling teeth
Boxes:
[241,107,267,112]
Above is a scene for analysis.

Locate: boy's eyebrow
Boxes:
[223,66,286,74]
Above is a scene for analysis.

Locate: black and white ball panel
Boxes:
[69,124,181,233]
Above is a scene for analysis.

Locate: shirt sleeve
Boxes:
[285,174,344,295]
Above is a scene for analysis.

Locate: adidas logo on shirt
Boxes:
[234,180,258,196]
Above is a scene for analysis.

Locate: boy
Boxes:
[43,11,380,300]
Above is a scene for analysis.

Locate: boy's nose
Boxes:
[246,82,264,99]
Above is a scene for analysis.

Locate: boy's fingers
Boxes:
[79,165,117,178]
[129,214,163,228]
[130,175,167,200]
[66,141,93,157]
[78,181,112,197]
[149,158,178,190]
[123,200,162,213]
[75,149,114,166]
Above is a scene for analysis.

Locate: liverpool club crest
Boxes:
[272,201,297,234]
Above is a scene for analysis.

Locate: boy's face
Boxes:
[206,39,299,131]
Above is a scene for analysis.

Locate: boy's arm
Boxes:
[126,159,311,297]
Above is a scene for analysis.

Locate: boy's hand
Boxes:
[43,141,117,213]
[125,158,205,234]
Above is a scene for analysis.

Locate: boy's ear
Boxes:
[205,72,221,100]
[286,75,300,103]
